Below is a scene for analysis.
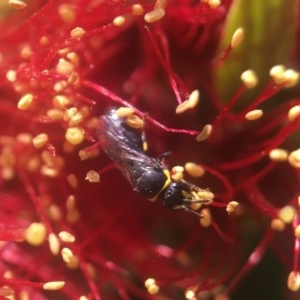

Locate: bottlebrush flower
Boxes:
[0,0,299,299]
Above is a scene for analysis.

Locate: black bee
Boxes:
[98,108,210,214]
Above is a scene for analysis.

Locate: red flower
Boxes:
[0,0,299,299]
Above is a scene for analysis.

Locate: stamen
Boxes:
[67,174,78,189]
[43,281,65,291]
[283,69,299,88]
[144,8,165,23]
[294,225,300,238]
[269,148,289,162]
[48,233,60,255]
[278,205,296,224]
[8,0,27,10]
[25,222,47,246]
[245,109,263,120]
[154,0,168,9]
[17,93,34,110]
[65,127,85,145]
[199,208,211,227]
[240,70,258,89]
[113,16,126,26]
[32,133,49,149]
[270,218,285,231]
[288,105,300,121]
[70,27,86,39]
[287,271,300,292]
[288,149,300,168]
[116,107,134,117]
[126,114,143,128]
[132,4,144,15]
[231,27,244,48]
[85,170,100,183]
[58,231,76,243]
[185,162,205,177]
[144,278,159,295]
[269,65,286,84]
[226,201,239,214]
[58,4,76,23]
[196,124,212,142]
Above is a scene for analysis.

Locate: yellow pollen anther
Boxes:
[17,93,34,110]
[288,105,300,121]
[278,205,296,224]
[6,70,17,82]
[172,165,184,173]
[295,225,300,238]
[270,218,285,231]
[231,27,244,48]
[185,162,205,178]
[66,52,79,66]
[175,90,200,114]
[171,165,184,180]
[48,233,60,255]
[144,8,165,23]
[41,165,59,178]
[43,281,65,291]
[61,247,74,263]
[200,208,212,227]
[69,112,84,127]
[113,15,126,26]
[53,80,67,92]
[287,271,300,292]
[269,148,289,162]
[185,288,196,300]
[196,124,212,142]
[47,109,64,121]
[245,109,263,120]
[126,114,143,129]
[20,45,33,59]
[144,278,159,295]
[8,0,27,10]
[288,149,300,168]
[240,70,258,89]
[67,174,78,189]
[32,133,49,148]
[25,222,47,246]
[85,170,100,183]
[298,195,300,206]
[58,4,76,23]
[207,0,221,8]
[269,65,286,84]
[197,190,214,203]
[245,109,264,121]
[188,89,200,108]
[132,4,144,15]
[70,27,86,39]
[58,231,76,243]
[175,100,190,114]
[52,95,71,109]
[226,201,239,214]
[154,0,168,9]
[116,107,135,117]
[283,69,299,88]
[39,35,49,46]
[56,58,75,75]
[65,127,85,145]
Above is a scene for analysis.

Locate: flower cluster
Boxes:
[0,0,299,299]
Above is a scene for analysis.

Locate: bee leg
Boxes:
[182,205,203,218]
[157,151,172,163]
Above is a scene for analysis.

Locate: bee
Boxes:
[98,108,212,215]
